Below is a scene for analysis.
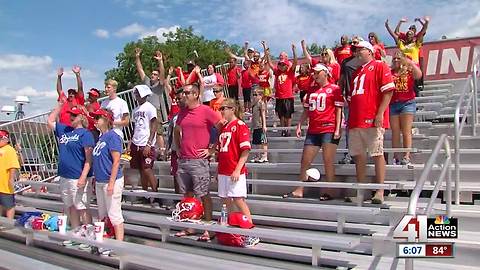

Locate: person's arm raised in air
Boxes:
[301,39,313,66]
[154,50,165,85]
[415,16,430,43]
[72,65,83,98]
[195,66,205,99]
[134,47,147,81]
[47,102,63,130]
[243,41,251,60]
[225,46,240,60]
[385,19,400,45]
[394,17,407,35]
[291,43,298,72]
[178,67,186,86]
[165,67,174,103]
[56,67,64,98]
[261,41,275,70]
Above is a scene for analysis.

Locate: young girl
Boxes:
[216,98,253,223]
[250,87,268,163]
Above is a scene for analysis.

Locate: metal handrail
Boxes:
[453,55,480,205]
[407,134,452,217]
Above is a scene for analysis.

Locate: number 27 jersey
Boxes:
[348,60,395,129]
[217,119,251,175]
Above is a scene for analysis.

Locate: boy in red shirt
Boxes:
[56,66,85,126]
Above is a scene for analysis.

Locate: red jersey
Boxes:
[175,69,199,88]
[296,74,312,93]
[304,83,344,134]
[348,60,395,129]
[86,101,101,131]
[391,71,415,103]
[58,92,85,126]
[217,119,251,175]
[241,69,254,89]
[327,63,340,84]
[334,45,352,64]
[257,70,270,88]
[373,43,385,61]
[274,68,295,99]
[227,66,241,86]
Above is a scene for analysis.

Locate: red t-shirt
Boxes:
[327,63,340,84]
[58,92,85,126]
[348,60,395,129]
[227,66,241,86]
[86,102,101,131]
[373,43,385,61]
[304,83,344,134]
[175,69,199,88]
[168,89,180,120]
[176,105,221,159]
[334,45,352,64]
[241,69,254,89]
[257,70,270,88]
[391,71,416,103]
[217,119,251,175]
[296,74,312,93]
[274,68,295,99]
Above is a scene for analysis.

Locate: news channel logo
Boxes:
[393,214,458,242]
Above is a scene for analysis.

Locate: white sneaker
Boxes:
[244,236,260,247]
[78,243,91,251]
[257,157,269,163]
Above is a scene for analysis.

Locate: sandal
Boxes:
[175,229,195,237]
[282,192,303,199]
[197,231,214,242]
[319,194,332,201]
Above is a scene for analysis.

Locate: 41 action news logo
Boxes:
[393,215,458,242]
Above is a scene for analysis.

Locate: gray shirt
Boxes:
[251,100,266,129]
[143,76,165,109]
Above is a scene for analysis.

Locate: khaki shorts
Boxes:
[348,127,385,157]
[59,177,93,210]
[96,177,124,226]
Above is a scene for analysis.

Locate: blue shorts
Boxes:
[304,133,339,147]
[0,193,15,209]
[390,100,416,116]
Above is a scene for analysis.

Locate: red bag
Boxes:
[31,217,44,230]
[216,212,254,248]
[103,217,116,238]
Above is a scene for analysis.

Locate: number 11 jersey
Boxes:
[304,83,344,134]
[348,60,395,129]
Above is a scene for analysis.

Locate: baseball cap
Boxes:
[134,84,153,98]
[0,130,10,141]
[228,212,254,229]
[186,60,195,66]
[352,41,374,53]
[306,168,321,181]
[67,106,85,116]
[247,47,255,52]
[312,63,330,75]
[67,88,77,94]
[90,108,114,123]
[278,59,289,66]
[88,88,100,97]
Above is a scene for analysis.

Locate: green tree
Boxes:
[105,26,236,91]
[307,42,327,55]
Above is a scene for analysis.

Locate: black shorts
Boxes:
[0,193,15,209]
[275,98,295,118]
[304,133,340,146]
[252,128,267,145]
[299,91,307,104]
[228,86,239,100]
[243,87,252,103]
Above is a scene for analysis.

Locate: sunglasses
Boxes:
[213,90,222,93]
[252,93,259,96]
[219,106,233,111]
[321,53,328,56]
[151,73,159,76]
[183,91,193,96]
[393,57,401,61]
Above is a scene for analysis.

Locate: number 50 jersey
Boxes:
[218,119,251,176]
[348,60,395,129]
[304,83,344,134]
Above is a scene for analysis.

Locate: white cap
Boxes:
[134,84,152,98]
[312,63,330,74]
[306,168,321,181]
[353,40,374,53]
[248,47,255,52]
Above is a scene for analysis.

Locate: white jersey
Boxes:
[101,97,129,139]
[131,101,157,146]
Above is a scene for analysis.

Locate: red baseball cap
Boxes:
[67,106,85,116]
[0,130,10,141]
[228,212,254,229]
[90,108,114,123]
[88,88,100,97]
[278,59,289,66]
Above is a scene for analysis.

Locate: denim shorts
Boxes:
[304,133,339,147]
[390,100,416,116]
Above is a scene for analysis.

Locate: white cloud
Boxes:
[0,86,56,99]
[140,25,179,41]
[114,23,147,37]
[447,11,480,38]
[93,29,110,39]
[0,54,52,71]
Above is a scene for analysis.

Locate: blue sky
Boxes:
[1,0,479,119]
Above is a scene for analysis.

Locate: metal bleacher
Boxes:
[1,60,480,270]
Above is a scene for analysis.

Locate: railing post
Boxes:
[473,64,478,135]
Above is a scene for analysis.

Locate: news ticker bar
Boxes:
[397,242,455,258]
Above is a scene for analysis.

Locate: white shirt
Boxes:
[202,74,217,102]
[101,97,129,139]
[131,101,157,146]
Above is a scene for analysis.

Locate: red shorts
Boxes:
[170,151,178,175]
[130,143,156,169]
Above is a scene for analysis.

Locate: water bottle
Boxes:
[220,204,228,226]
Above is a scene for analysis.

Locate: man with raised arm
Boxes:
[57,66,85,126]
[135,47,167,160]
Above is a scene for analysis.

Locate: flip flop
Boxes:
[282,192,303,199]
[319,194,332,201]
[175,229,195,237]
[197,232,214,242]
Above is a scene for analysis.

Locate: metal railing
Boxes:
[404,134,452,270]
[454,55,480,205]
